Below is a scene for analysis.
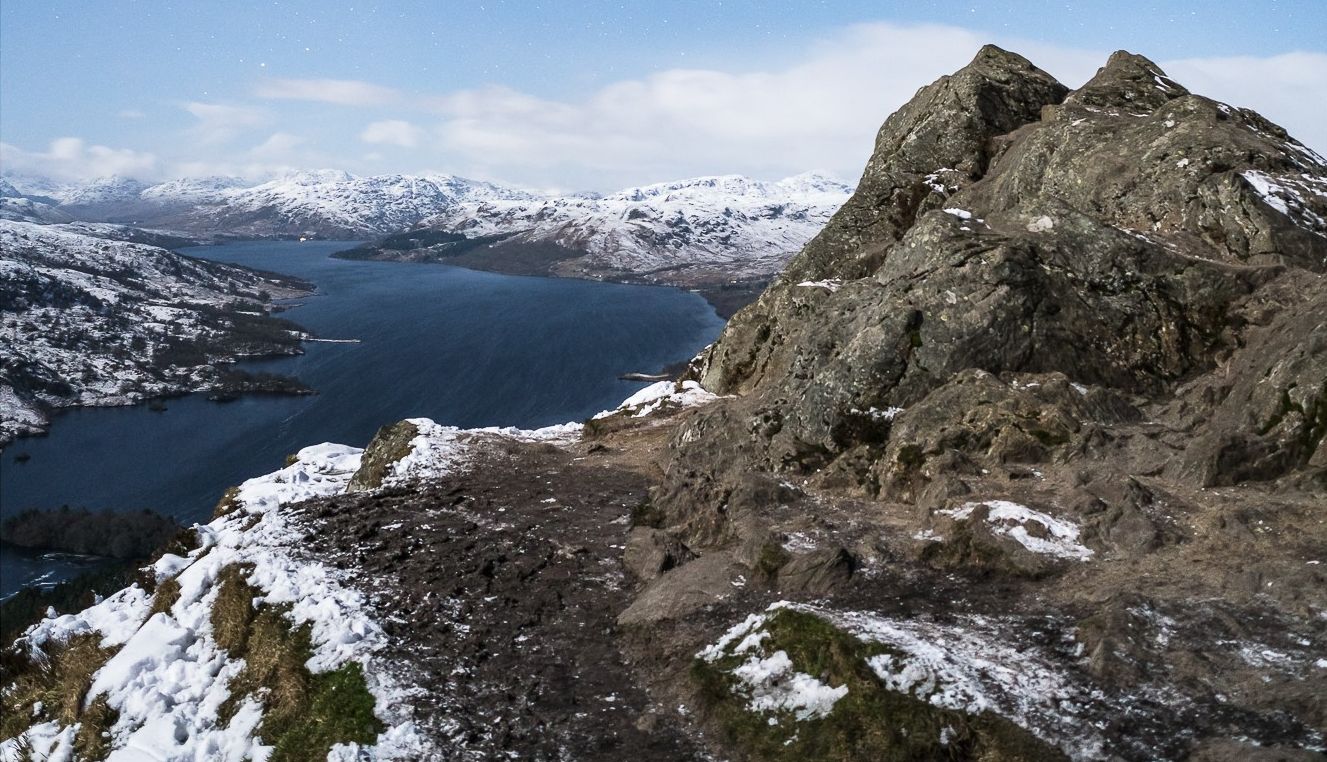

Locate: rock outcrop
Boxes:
[661,45,1326,543]
[635,46,1326,758]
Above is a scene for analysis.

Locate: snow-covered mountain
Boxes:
[139,175,249,205]
[0,171,852,276]
[0,170,544,239]
[420,172,853,276]
[180,171,541,238]
[59,175,150,208]
[0,219,312,444]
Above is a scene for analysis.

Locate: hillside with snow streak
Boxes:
[0,219,310,444]
[420,172,854,276]
[2,170,852,280]
[0,378,730,760]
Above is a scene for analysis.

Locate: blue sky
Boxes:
[3,1,1325,190]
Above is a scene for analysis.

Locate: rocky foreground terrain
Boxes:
[0,220,314,444]
[3,47,1326,761]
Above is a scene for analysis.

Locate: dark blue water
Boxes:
[0,241,725,596]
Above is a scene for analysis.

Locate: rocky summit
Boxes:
[649,46,1327,758]
[3,46,1325,762]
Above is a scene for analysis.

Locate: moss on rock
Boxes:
[348,420,420,491]
[209,564,383,757]
[692,608,1061,762]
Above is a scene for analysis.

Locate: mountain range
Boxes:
[1,170,852,281]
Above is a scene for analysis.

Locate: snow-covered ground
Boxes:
[1,443,431,762]
[0,382,721,760]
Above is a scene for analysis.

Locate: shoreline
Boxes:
[332,240,765,319]
[179,233,765,319]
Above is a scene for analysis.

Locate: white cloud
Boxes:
[117,109,147,120]
[0,138,158,182]
[4,22,1322,190]
[255,78,400,106]
[424,23,991,188]
[167,159,294,182]
[360,120,426,148]
[414,22,1326,190]
[1164,51,1327,144]
[250,131,306,159]
[183,101,268,144]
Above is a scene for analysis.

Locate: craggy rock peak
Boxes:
[782,45,1068,284]
[639,45,1326,757]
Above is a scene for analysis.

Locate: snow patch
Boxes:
[1241,170,1327,235]
[1026,215,1055,233]
[593,380,718,420]
[795,279,842,292]
[697,610,848,722]
[731,651,849,721]
[386,417,584,485]
[938,500,1093,561]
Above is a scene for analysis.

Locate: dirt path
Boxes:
[295,434,709,760]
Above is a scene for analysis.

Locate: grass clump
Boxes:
[210,564,383,759]
[0,633,120,746]
[73,694,120,759]
[213,486,243,519]
[692,608,1060,762]
[268,662,382,762]
[147,576,181,618]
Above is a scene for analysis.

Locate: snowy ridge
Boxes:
[0,378,720,758]
[1,443,433,761]
[425,172,852,275]
[2,170,541,238]
[1,169,851,275]
[202,172,541,237]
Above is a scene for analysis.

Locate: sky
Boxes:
[2,1,1325,191]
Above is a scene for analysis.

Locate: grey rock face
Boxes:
[660,47,1326,548]
[622,526,695,580]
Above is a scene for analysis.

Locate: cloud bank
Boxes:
[5,22,1324,189]
[1,138,158,183]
